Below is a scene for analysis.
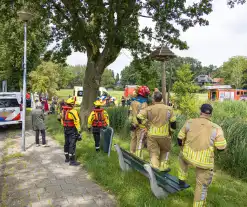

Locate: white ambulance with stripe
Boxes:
[0,92,22,127]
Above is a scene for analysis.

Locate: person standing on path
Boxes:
[62,97,82,166]
[87,100,109,152]
[137,91,176,171]
[177,104,227,207]
[31,102,48,147]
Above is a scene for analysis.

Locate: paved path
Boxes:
[0,129,116,207]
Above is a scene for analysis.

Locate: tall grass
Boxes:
[106,106,130,139]
[212,101,247,180]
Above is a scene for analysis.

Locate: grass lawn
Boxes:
[46,115,247,207]
[57,89,208,102]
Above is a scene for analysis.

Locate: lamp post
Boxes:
[17,10,33,151]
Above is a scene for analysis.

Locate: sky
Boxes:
[66,0,247,75]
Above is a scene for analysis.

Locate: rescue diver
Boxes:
[129,85,150,158]
[137,91,176,171]
[88,100,109,152]
[62,97,82,166]
[177,104,227,207]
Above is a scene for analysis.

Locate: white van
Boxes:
[0,92,22,127]
[73,86,108,105]
[73,86,83,105]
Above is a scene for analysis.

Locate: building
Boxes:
[194,75,213,86]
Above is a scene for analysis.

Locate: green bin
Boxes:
[100,127,114,156]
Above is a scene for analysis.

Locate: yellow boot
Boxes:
[135,149,143,159]
[193,201,206,207]
[159,160,170,171]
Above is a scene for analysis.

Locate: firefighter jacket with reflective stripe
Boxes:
[129,100,148,128]
[177,115,227,169]
[88,108,109,128]
[137,102,176,138]
[62,108,81,132]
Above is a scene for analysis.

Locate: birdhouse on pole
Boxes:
[150,45,176,104]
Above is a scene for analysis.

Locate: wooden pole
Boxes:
[162,61,167,104]
[167,67,172,105]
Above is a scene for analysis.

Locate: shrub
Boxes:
[106,106,130,139]
[172,64,200,118]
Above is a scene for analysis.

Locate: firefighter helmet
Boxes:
[94,100,103,106]
[66,97,75,105]
[137,86,150,97]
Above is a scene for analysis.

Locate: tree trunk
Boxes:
[162,61,167,105]
[80,61,102,129]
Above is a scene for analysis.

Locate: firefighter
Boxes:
[62,97,82,166]
[177,104,227,207]
[129,85,150,158]
[137,91,176,171]
[88,100,109,152]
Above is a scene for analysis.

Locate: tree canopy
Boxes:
[0,1,51,91]
[29,61,61,97]
[216,56,247,89]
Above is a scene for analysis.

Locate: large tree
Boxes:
[7,0,245,126]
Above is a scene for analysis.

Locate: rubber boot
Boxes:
[65,154,69,163]
[69,155,80,166]
[179,179,187,188]
[159,160,171,172]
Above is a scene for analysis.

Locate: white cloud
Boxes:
[66,0,247,73]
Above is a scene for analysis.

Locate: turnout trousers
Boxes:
[147,136,171,171]
[92,127,101,151]
[178,154,214,207]
[64,127,78,158]
[130,128,146,159]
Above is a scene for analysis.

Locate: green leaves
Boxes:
[217,56,247,88]
[172,64,200,118]
[29,61,61,97]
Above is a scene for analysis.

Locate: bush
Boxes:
[172,64,200,118]
[106,106,130,139]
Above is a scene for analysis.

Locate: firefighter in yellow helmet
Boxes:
[62,97,82,166]
[88,100,109,152]
[137,91,176,171]
[177,104,227,207]
[129,85,150,158]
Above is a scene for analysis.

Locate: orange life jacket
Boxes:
[92,108,107,127]
[62,106,75,127]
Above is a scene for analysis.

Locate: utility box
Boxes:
[100,127,114,156]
